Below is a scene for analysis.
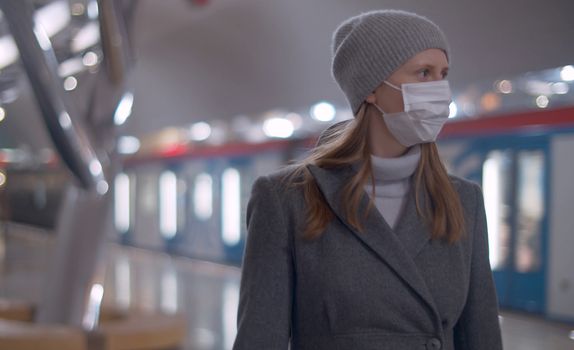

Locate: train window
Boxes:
[114,173,130,233]
[0,170,6,188]
[194,173,213,220]
[515,151,544,273]
[482,150,512,270]
[221,168,241,246]
[159,170,178,239]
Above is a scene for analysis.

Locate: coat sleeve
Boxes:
[453,184,503,350]
[233,175,293,349]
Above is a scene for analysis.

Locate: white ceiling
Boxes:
[2,0,574,150]
[124,0,574,135]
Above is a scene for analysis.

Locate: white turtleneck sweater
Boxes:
[365,145,421,229]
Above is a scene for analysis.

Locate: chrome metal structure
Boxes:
[0,0,136,327]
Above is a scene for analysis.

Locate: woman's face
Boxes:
[365,48,449,114]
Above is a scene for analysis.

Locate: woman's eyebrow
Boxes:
[410,63,449,71]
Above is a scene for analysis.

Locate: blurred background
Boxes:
[0,0,573,349]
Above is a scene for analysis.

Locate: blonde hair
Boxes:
[288,104,465,243]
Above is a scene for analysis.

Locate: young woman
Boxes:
[233,9,503,350]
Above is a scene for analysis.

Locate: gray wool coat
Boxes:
[233,164,503,350]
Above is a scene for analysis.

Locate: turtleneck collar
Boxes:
[370,144,421,183]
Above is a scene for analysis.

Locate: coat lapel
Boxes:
[307,164,440,327]
[393,186,432,259]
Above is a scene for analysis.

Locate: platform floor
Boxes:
[1,225,573,349]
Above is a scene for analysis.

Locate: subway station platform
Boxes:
[0,224,572,350]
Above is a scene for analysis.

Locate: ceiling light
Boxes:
[311,102,336,122]
[263,117,294,138]
[190,122,212,141]
[560,65,574,82]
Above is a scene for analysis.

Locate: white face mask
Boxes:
[371,80,452,147]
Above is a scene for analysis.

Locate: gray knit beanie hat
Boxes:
[331,10,450,114]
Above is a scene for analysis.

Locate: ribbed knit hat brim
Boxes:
[331,10,450,114]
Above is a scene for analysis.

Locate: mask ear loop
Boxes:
[368,81,402,115]
[370,102,387,115]
[383,80,402,91]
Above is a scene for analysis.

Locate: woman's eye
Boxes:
[442,71,449,79]
[418,69,430,79]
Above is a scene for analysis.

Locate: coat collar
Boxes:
[307,164,441,328]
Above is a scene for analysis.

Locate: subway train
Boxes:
[116,105,574,324]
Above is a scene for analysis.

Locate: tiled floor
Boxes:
[1,224,573,349]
